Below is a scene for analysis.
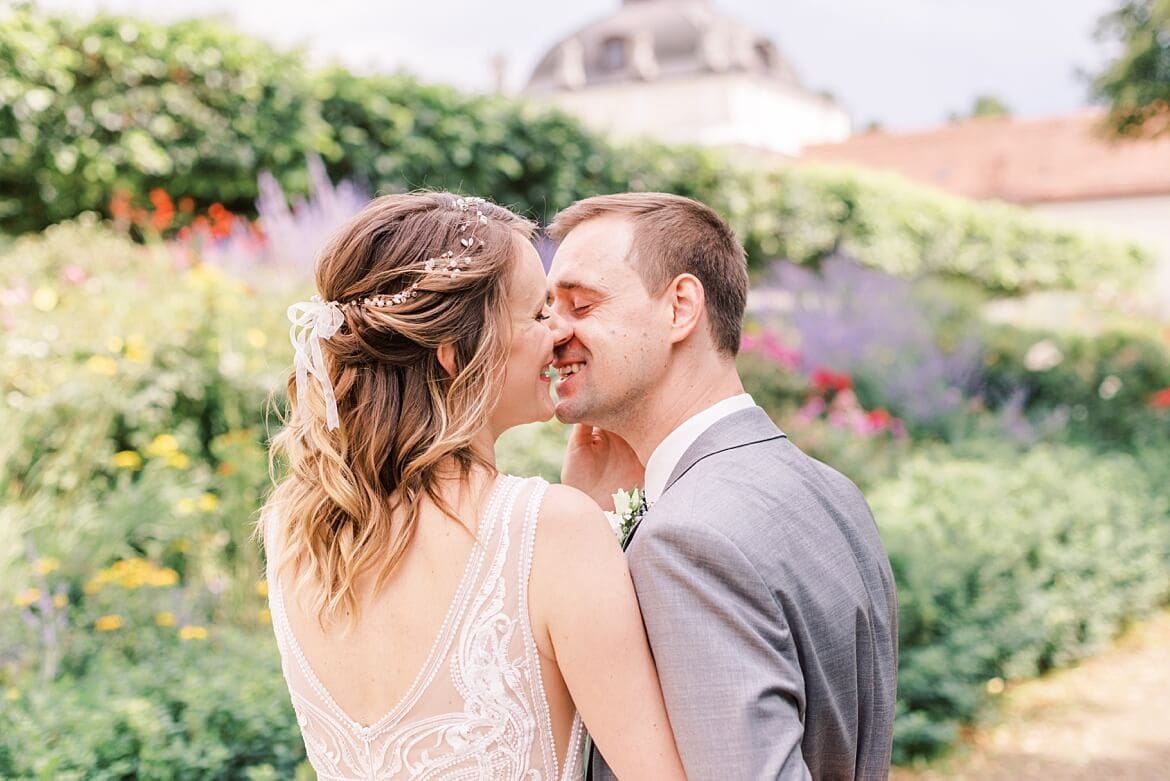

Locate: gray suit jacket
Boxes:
[591,407,898,780]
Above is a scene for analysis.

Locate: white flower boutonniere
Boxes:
[605,487,645,543]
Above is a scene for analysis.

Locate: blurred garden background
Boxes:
[2,0,1169,777]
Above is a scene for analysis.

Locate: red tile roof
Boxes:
[803,109,1170,204]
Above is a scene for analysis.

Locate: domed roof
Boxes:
[525,0,804,94]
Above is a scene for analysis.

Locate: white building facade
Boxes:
[523,0,850,160]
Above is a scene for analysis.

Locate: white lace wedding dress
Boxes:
[266,475,585,780]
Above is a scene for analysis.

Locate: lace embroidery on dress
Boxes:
[267,475,584,780]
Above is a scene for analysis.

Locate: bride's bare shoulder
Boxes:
[536,483,610,532]
[530,483,623,580]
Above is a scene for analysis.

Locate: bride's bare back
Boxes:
[267,475,583,779]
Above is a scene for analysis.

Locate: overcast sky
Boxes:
[35,0,1123,131]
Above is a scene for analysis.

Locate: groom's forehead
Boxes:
[549,236,638,291]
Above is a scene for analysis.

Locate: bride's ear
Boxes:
[437,343,458,377]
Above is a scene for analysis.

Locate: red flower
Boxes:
[811,368,853,393]
[866,408,892,428]
[178,197,195,214]
[1150,387,1170,410]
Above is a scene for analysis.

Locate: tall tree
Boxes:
[1092,0,1170,137]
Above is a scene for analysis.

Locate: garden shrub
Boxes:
[0,5,328,233]
[872,442,1170,761]
[978,323,1170,447]
[0,627,310,780]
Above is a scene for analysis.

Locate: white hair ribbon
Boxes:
[287,295,345,431]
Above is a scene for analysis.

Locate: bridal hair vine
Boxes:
[286,196,492,431]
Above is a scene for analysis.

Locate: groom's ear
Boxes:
[437,343,458,377]
[667,273,704,345]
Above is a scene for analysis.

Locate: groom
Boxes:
[547,193,898,779]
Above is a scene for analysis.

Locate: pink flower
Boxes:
[61,265,88,286]
[740,331,801,369]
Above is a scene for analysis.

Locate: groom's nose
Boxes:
[547,308,573,347]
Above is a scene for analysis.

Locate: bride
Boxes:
[259,192,685,780]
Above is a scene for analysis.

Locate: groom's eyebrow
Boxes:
[550,279,606,297]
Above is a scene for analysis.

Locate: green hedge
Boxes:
[1,5,1152,291]
[738,165,1152,291]
[872,442,1170,761]
[0,5,329,231]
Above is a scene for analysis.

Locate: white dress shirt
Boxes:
[643,393,757,505]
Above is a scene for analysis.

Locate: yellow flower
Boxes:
[257,608,271,625]
[178,625,208,641]
[112,450,143,470]
[13,588,41,608]
[174,498,196,516]
[4,688,19,702]
[124,333,149,364]
[91,558,171,590]
[172,538,192,554]
[185,264,223,288]
[145,434,179,457]
[246,328,268,349]
[165,452,190,469]
[198,493,219,512]
[32,286,59,312]
[86,355,118,376]
[155,611,176,627]
[33,557,60,576]
[255,580,269,598]
[148,568,178,587]
[95,614,123,632]
[53,593,68,609]
[106,336,124,352]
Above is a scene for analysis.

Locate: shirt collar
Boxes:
[643,393,757,504]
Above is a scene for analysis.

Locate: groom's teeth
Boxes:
[558,363,584,378]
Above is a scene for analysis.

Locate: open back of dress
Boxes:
[267,475,584,781]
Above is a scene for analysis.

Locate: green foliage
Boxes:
[0,219,287,641]
[1093,0,1170,137]
[979,323,1170,447]
[0,628,309,780]
[872,442,1170,761]
[496,419,570,483]
[0,3,330,232]
[741,165,1151,292]
[0,4,1153,293]
[948,94,1013,122]
[313,68,629,221]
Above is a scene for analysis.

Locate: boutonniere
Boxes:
[605,487,645,542]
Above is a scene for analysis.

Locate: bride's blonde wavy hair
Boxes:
[261,192,535,629]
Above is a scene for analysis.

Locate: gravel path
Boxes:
[891,610,1170,780]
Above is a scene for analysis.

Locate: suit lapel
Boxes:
[623,407,785,549]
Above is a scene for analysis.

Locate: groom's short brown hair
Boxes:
[547,192,749,357]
